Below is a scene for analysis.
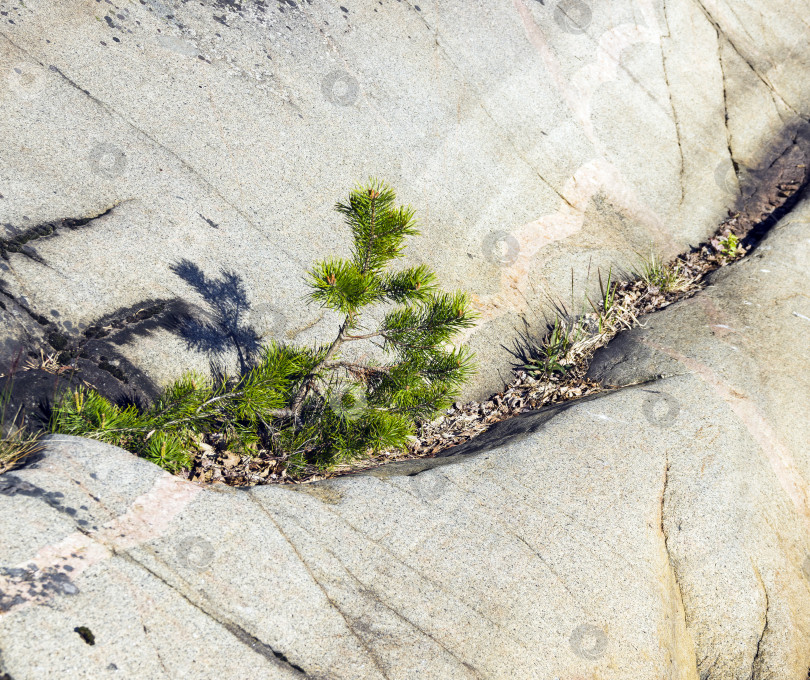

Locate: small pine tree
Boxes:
[50,179,477,476]
[292,178,477,465]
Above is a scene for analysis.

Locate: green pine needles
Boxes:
[50,180,477,478]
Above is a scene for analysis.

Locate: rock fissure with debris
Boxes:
[3,136,808,488]
[185,137,810,486]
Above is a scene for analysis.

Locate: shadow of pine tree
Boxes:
[169,259,260,372]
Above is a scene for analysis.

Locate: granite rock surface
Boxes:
[1,191,808,679]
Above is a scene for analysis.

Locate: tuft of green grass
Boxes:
[633,250,690,293]
[588,267,618,334]
[524,315,586,378]
[524,267,624,379]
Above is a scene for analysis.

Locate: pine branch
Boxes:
[360,187,378,275]
[380,265,437,303]
[49,178,478,479]
[289,314,353,418]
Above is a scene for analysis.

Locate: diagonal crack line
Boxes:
[691,0,808,122]
[513,534,585,611]
[46,63,297,256]
[114,550,310,678]
[140,620,171,677]
[750,564,769,679]
[751,599,768,678]
[699,651,720,680]
[381,1,577,212]
[437,467,661,584]
[716,30,738,178]
[658,453,701,679]
[659,450,692,645]
[267,488,541,659]
[317,543,485,679]
[660,453,675,575]
[299,0,570,215]
[1,203,121,263]
[660,0,685,208]
[244,494,392,680]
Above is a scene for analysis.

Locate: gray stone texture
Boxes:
[1,0,809,398]
[1,192,809,678]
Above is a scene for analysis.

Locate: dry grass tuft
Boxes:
[0,427,44,474]
[24,349,74,375]
[632,250,695,295]
[1,354,46,475]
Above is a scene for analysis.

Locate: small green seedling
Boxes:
[718,233,744,260]
[524,316,583,378]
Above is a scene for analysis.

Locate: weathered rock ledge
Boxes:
[1,192,808,679]
[2,0,810,400]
